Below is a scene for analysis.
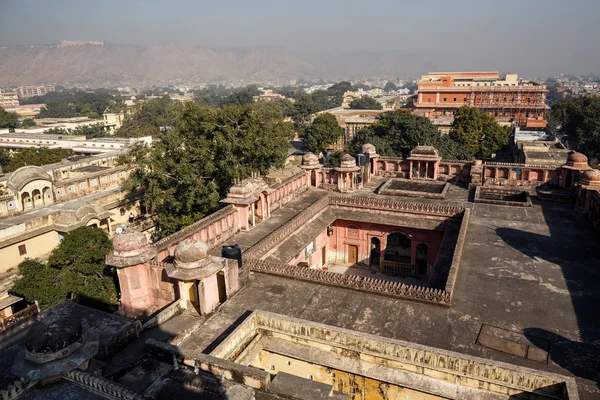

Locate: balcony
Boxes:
[380,260,419,277]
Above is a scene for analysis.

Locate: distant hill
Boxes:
[0,42,322,87]
[0,42,449,87]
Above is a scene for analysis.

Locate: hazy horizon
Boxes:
[1,0,600,78]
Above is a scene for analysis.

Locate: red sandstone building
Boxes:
[414,71,549,130]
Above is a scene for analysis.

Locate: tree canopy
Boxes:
[302,113,344,155]
[384,81,397,92]
[0,108,18,129]
[123,101,293,238]
[0,147,74,172]
[11,227,116,311]
[449,106,512,159]
[116,95,181,137]
[20,118,36,128]
[551,96,600,160]
[348,110,473,160]
[33,90,117,119]
[349,96,383,110]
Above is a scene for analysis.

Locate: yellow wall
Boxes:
[253,351,444,400]
[0,230,60,273]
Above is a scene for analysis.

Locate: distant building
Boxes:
[15,85,55,99]
[254,90,286,102]
[414,71,549,130]
[318,108,387,151]
[103,111,126,132]
[0,90,19,108]
[1,104,45,118]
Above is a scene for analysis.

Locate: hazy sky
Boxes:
[1,0,599,76]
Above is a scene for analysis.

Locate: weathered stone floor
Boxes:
[177,195,600,399]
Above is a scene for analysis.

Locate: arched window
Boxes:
[385,233,411,263]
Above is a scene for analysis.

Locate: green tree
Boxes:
[4,147,74,172]
[551,96,600,160]
[449,106,511,159]
[302,113,344,154]
[20,118,36,128]
[71,123,107,139]
[123,101,293,238]
[348,109,472,160]
[0,109,18,129]
[349,96,383,110]
[11,227,116,311]
[117,95,181,137]
[384,81,397,92]
[290,93,320,126]
[0,149,11,170]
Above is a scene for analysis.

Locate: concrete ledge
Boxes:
[145,338,271,390]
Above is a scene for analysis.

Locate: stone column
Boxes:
[408,161,413,179]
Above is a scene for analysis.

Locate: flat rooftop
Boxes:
[181,191,600,399]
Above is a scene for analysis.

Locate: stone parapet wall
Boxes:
[152,205,238,258]
[329,195,465,217]
[252,311,578,399]
[146,339,271,390]
[444,209,469,295]
[586,190,600,229]
[244,195,330,259]
[63,369,143,400]
[246,259,452,306]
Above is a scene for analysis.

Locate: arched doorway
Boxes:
[21,192,32,211]
[42,186,53,205]
[369,237,380,267]
[32,189,42,208]
[416,243,429,276]
[385,233,411,263]
[311,170,317,187]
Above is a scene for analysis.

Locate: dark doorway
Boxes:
[385,233,411,263]
[311,170,317,186]
[416,243,429,276]
[369,237,381,267]
[217,272,227,303]
[321,246,326,266]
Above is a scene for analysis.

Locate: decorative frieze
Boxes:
[247,259,452,306]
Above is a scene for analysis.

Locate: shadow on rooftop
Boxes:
[495,200,600,394]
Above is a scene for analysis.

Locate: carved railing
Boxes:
[247,259,451,306]
[152,205,237,252]
[64,369,143,400]
[329,195,465,217]
[0,302,39,333]
[483,162,559,170]
[380,260,419,277]
[244,195,330,259]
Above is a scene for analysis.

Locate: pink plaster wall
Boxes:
[288,228,329,268]
[117,263,151,317]
[201,274,220,314]
[329,220,444,266]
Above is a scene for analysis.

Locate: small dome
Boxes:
[362,143,376,154]
[113,231,147,253]
[25,316,83,354]
[340,153,354,162]
[302,152,319,166]
[174,239,209,264]
[567,152,588,164]
[583,169,600,182]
